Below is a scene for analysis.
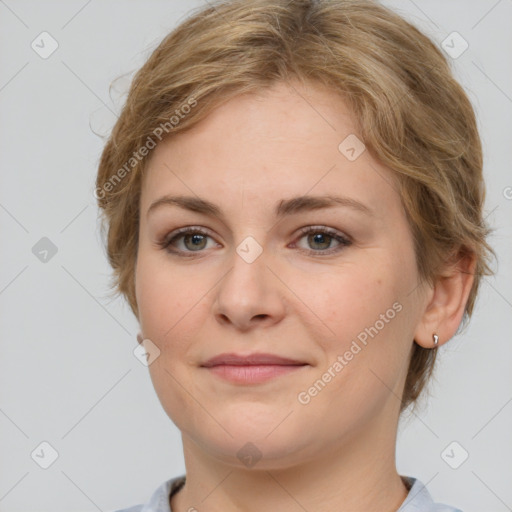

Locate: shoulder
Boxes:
[110,475,186,512]
[398,476,463,512]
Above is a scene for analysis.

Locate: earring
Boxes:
[433,333,439,347]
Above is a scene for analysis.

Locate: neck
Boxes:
[170,404,409,512]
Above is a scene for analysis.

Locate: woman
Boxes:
[96,0,493,510]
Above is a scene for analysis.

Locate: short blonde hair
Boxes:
[96,0,494,412]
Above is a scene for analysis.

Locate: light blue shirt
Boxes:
[111,475,463,512]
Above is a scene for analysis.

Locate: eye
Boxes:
[158,226,218,256]
[292,226,352,256]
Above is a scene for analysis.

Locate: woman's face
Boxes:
[135,81,427,468]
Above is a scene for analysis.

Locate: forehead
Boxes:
[141,81,400,219]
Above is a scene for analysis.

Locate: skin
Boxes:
[134,80,475,512]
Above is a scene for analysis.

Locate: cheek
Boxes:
[307,258,414,392]
[135,252,201,337]
[311,265,399,340]
[135,255,204,426]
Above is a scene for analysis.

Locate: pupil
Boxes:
[186,234,205,250]
[310,233,330,249]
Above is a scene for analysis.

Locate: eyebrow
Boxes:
[146,194,373,220]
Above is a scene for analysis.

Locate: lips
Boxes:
[201,352,306,367]
[201,353,308,384]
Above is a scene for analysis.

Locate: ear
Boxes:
[414,251,477,349]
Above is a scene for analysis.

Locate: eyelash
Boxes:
[158,225,352,258]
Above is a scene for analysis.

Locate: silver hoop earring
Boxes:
[433,334,439,347]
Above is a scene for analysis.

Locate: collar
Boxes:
[135,474,462,512]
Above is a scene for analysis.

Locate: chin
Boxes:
[197,432,313,471]
[183,412,318,469]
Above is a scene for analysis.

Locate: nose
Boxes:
[212,240,287,332]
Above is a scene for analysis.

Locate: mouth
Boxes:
[201,352,309,385]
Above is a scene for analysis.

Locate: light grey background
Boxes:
[0,1,510,511]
